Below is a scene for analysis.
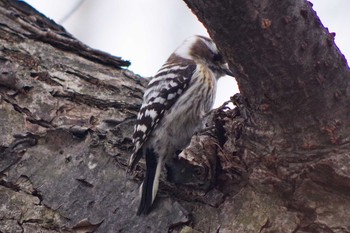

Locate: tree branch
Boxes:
[184,0,350,154]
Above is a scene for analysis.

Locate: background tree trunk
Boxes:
[1,0,350,233]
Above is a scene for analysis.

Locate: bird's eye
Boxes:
[212,53,222,62]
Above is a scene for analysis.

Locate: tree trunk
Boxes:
[1,0,349,233]
[183,0,350,232]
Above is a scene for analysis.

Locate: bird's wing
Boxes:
[128,62,197,171]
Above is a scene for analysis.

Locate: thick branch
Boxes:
[183,1,350,232]
[184,0,350,154]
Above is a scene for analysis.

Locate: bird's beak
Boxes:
[221,63,234,76]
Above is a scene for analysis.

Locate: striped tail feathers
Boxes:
[127,149,143,174]
[137,148,163,215]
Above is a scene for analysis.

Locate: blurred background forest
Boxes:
[23,0,350,107]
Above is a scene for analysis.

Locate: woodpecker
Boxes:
[128,35,233,215]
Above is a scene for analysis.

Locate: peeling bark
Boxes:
[0,1,210,232]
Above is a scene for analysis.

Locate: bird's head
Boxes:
[174,35,233,77]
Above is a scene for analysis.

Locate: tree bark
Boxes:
[1,0,350,233]
[183,0,350,232]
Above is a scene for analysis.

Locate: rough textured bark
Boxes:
[1,0,350,233]
[0,1,220,232]
[183,0,350,232]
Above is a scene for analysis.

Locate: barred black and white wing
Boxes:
[127,35,232,215]
[128,60,197,171]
